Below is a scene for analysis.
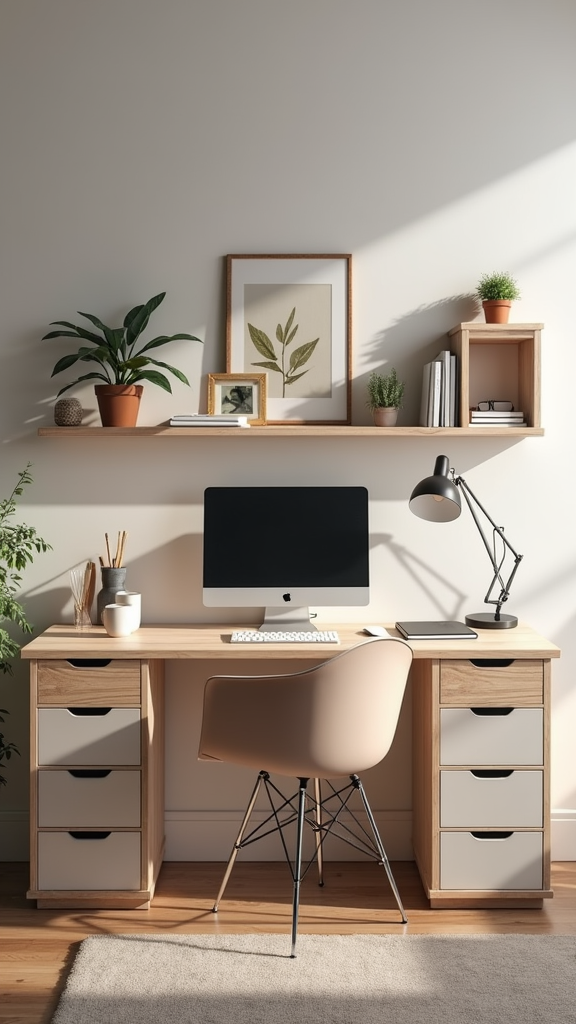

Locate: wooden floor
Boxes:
[2,860,576,1024]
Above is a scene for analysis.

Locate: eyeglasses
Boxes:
[477,400,514,412]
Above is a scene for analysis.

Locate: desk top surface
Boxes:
[20,622,561,661]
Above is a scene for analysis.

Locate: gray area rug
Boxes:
[52,933,576,1024]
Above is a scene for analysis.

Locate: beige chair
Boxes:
[198,636,413,956]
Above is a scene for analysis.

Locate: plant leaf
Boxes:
[125,292,166,346]
[123,304,144,330]
[51,353,82,376]
[56,371,111,396]
[132,369,172,392]
[276,323,284,343]
[285,370,309,385]
[78,312,112,335]
[251,360,283,373]
[284,307,296,337]
[284,324,299,347]
[135,333,202,355]
[43,325,104,345]
[289,338,319,372]
[145,358,190,385]
[247,324,277,360]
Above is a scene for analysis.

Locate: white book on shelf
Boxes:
[434,350,451,427]
[429,360,442,427]
[449,353,457,426]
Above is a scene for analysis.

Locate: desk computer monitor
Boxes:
[203,486,369,630]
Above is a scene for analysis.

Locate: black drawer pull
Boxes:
[470,707,514,716]
[66,707,112,716]
[66,659,112,668]
[469,659,514,668]
[68,769,112,779]
[68,831,112,840]
[470,769,513,779]
[471,831,514,840]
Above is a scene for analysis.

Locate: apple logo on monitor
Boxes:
[283,593,291,602]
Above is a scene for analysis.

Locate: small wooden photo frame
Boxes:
[207,373,267,425]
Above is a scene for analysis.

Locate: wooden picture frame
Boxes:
[207,372,267,425]
[226,254,352,424]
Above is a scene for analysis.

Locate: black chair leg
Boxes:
[313,778,324,887]
[290,777,309,958]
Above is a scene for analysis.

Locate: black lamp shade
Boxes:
[409,455,461,523]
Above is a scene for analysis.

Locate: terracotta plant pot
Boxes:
[373,407,399,427]
[94,384,143,427]
[482,300,512,324]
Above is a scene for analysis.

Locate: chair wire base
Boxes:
[212,771,407,957]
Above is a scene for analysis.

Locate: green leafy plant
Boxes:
[248,307,319,397]
[0,465,51,786]
[476,271,521,302]
[44,291,203,396]
[366,368,406,410]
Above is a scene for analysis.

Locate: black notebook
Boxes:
[395,620,478,640]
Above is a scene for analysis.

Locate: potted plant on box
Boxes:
[476,271,521,324]
[1,464,51,786]
[366,367,405,426]
[43,291,203,427]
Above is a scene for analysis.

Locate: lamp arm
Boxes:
[455,474,523,620]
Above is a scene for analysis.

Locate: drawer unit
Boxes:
[440,831,543,890]
[440,659,543,706]
[37,659,140,705]
[440,770,543,827]
[411,653,552,909]
[440,708,543,765]
[38,707,141,765]
[38,769,141,827]
[38,831,141,890]
[28,656,165,910]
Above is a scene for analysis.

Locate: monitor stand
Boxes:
[259,606,317,632]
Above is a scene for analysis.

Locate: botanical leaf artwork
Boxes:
[248,307,319,397]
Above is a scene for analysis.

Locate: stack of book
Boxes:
[469,409,526,427]
[419,350,458,427]
[169,414,250,428]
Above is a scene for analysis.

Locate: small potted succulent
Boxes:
[366,367,405,426]
[43,291,203,427]
[476,271,521,324]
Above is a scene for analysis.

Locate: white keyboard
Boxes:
[230,630,340,644]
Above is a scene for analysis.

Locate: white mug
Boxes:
[115,591,141,632]
[102,603,135,638]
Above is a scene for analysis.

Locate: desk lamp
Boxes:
[409,455,523,629]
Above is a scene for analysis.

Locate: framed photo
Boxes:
[207,372,267,425]
[226,254,351,424]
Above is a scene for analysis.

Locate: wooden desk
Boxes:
[21,622,560,911]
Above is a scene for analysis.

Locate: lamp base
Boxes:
[465,612,518,630]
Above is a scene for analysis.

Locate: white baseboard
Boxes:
[551,809,576,861]
[164,809,414,861]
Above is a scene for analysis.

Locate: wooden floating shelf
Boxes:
[37,425,545,438]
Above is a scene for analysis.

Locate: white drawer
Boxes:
[440,770,543,827]
[38,708,141,765]
[38,770,141,827]
[440,708,543,765]
[440,831,543,890]
[38,831,141,890]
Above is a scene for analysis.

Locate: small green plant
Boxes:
[43,291,203,396]
[0,465,51,786]
[248,307,319,397]
[366,368,405,410]
[476,271,521,302]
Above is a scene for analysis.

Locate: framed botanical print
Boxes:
[207,372,267,425]
[226,254,351,424]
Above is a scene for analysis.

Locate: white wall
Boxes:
[1,0,575,861]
